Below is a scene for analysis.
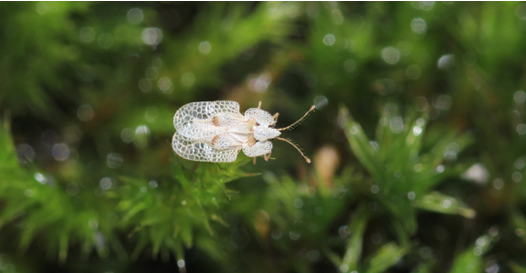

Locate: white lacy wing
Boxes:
[172,101,244,162]
[244,108,276,127]
[242,141,272,157]
[172,132,241,162]
[174,101,241,130]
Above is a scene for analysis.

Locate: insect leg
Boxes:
[273,112,279,124]
[253,157,257,165]
[258,101,262,109]
[264,150,272,161]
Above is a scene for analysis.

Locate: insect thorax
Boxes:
[253,126,280,142]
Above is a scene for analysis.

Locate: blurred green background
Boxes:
[1,2,526,272]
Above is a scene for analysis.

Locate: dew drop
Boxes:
[289,231,300,240]
[411,18,427,34]
[517,124,526,135]
[323,34,336,46]
[100,177,113,190]
[338,225,350,238]
[344,59,356,72]
[199,41,212,54]
[512,172,522,182]
[461,164,489,184]
[142,28,163,46]
[52,143,70,161]
[121,128,134,143]
[313,96,329,109]
[381,47,400,65]
[182,73,195,86]
[473,247,483,256]
[390,117,404,133]
[485,262,499,273]
[127,8,144,24]
[145,107,159,123]
[515,91,526,103]
[271,229,282,240]
[380,117,388,126]
[106,153,123,169]
[349,125,359,135]
[407,191,416,199]
[476,236,488,247]
[493,178,504,189]
[489,226,499,237]
[516,228,524,237]
[17,144,35,163]
[79,27,96,43]
[331,9,344,25]
[177,259,186,268]
[413,126,423,136]
[77,105,94,122]
[34,173,46,184]
[248,73,271,93]
[158,77,172,93]
[293,198,303,208]
[438,54,455,70]
[515,157,526,169]
[139,78,152,92]
[435,95,452,110]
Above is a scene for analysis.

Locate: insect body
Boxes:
[172,100,315,163]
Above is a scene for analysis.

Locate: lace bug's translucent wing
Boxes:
[174,100,243,142]
[244,108,276,127]
[172,101,244,162]
[242,141,273,157]
[172,131,241,162]
[211,113,245,128]
[211,133,240,150]
[174,101,241,132]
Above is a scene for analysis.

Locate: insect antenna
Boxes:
[277,105,316,131]
[276,137,311,164]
